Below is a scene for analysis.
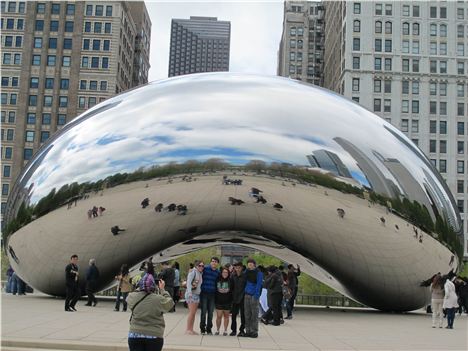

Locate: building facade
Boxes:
[168,16,230,77]
[1,1,151,229]
[323,1,468,257]
[277,1,325,85]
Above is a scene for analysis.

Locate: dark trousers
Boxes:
[173,286,180,303]
[287,287,298,316]
[86,281,97,305]
[115,291,129,311]
[65,285,80,309]
[264,292,282,325]
[128,337,163,351]
[200,292,215,333]
[231,300,245,333]
[446,307,456,328]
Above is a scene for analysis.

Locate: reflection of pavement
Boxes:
[2,294,467,351]
[10,174,454,309]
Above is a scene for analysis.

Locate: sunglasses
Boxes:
[198,264,204,267]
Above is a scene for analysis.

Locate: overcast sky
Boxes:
[145,0,284,82]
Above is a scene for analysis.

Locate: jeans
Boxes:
[244,294,259,335]
[287,287,298,317]
[115,291,129,311]
[200,292,215,333]
[446,307,456,328]
[11,273,25,295]
[431,299,443,327]
[231,300,245,333]
[128,337,163,351]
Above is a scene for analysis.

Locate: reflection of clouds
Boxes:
[21,73,458,229]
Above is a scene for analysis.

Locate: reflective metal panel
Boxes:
[4,73,462,311]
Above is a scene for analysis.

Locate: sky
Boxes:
[145,0,285,82]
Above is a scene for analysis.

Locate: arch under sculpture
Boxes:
[4,73,462,311]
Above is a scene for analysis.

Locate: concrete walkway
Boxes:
[1,293,467,350]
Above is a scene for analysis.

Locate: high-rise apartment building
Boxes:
[0,1,151,229]
[168,16,230,77]
[277,1,325,85]
[323,1,468,256]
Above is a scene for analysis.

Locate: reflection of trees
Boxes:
[4,159,463,261]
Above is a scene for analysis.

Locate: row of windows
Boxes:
[1,93,17,105]
[82,39,111,51]
[289,27,304,36]
[1,111,16,124]
[1,76,18,87]
[28,95,68,108]
[2,35,22,48]
[32,54,71,67]
[2,52,21,65]
[1,129,15,142]
[24,130,50,143]
[34,37,73,50]
[429,102,467,116]
[85,4,113,17]
[84,22,112,34]
[30,77,70,90]
[429,140,466,154]
[35,20,74,33]
[79,80,108,91]
[1,18,24,30]
[36,2,75,15]
[430,159,465,174]
[81,56,109,69]
[0,2,26,13]
[78,96,106,109]
[25,113,66,126]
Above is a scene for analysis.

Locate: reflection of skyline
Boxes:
[306,150,352,178]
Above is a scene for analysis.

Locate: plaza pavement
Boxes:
[1,293,467,351]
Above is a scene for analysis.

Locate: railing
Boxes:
[295,294,364,308]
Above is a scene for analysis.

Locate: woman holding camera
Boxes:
[185,260,204,335]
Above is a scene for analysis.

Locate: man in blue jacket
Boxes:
[199,256,220,335]
[242,258,263,338]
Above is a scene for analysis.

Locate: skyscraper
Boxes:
[0,1,151,229]
[168,16,230,77]
[323,1,468,256]
[277,1,325,85]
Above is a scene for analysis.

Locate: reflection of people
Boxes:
[85,258,100,307]
[65,255,80,312]
[127,279,174,351]
[141,198,150,209]
[111,226,126,235]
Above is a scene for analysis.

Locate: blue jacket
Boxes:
[244,269,263,299]
[201,266,219,293]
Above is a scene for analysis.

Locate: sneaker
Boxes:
[249,333,258,338]
[229,331,236,336]
[84,303,92,306]
[223,332,228,336]
[237,331,246,337]
[65,308,74,312]
[93,301,98,307]
[260,318,269,325]
[285,315,292,320]
[432,325,436,328]
[215,331,220,335]
[70,306,77,311]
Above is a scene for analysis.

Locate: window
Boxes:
[9,93,17,105]
[353,38,360,51]
[80,80,87,90]
[412,23,419,35]
[402,100,409,113]
[100,81,107,91]
[402,40,409,53]
[44,77,54,89]
[458,103,465,116]
[290,52,295,61]
[440,7,446,19]
[86,5,93,16]
[40,131,50,143]
[412,100,419,113]
[430,60,437,73]
[88,97,96,107]
[83,39,90,50]
[4,147,12,159]
[101,57,109,68]
[81,56,89,68]
[385,21,392,34]
[402,22,410,35]
[66,4,75,15]
[19,2,25,13]
[27,113,36,124]
[430,24,437,36]
[352,56,360,69]
[439,160,447,173]
[352,78,360,92]
[375,58,382,70]
[1,93,7,104]
[290,27,296,36]
[62,56,71,67]
[458,122,465,135]
[374,79,382,93]
[439,83,447,96]
[375,4,382,15]
[401,119,409,132]
[353,20,360,33]
[402,5,410,17]
[89,80,98,90]
[384,58,392,71]
[49,38,57,49]
[440,61,447,74]
[3,166,11,178]
[297,27,303,36]
[37,3,46,14]
[411,120,419,133]
[385,4,392,16]
[5,129,14,141]
[34,37,42,48]
[412,41,419,54]
[42,113,51,125]
[402,80,409,94]
[440,42,447,55]
[440,140,447,153]
[375,21,382,33]
[24,149,33,160]
[95,5,103,16]
[47,55,56,66]
[384,99,391,112]
[51,3,60,14]
[59,96,68,107]
[6,19,14,29]
[65,21,74,32]
[35,20,44,31]
[430,120,437,134]
[458,180,464,193]
[430,101,437,114]
[458,25,465,38]
[50,20,59,32]
[94,22,102,33]
[105,23,111,33]
[412,59,419,72]
[412,81,419,95]
[58,114,66,125]
[11,77,18,87]
[458,62,465,75]
[25,131,35,142]
[430,140,437,153]
[457,84,465,97]
[63,38,72,50]
[4,36,13,47]
[43,95,52,107]
[103,40,110,51]
[457,43,465,57]
[2,184,9,196]
[60,79,69,90]
[458,141,465,154]
[1,77,9,87]
[440,24,447,37]
[29,95,37,106]
[15,36,22,47]
[384,80,391,93]
[440,121,447,134]
[78,97,86,108]
[385,40,392,52]
[85,22,91,32]
[354,3,361,14]
[374,98,381,112]
[402,59,409,72]
[457,161,465,174]
[440,102,447,115]
[457,200,464,214]
[376,39,382,52]
[106,5,113,16]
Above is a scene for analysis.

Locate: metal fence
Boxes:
[295,294,364,308]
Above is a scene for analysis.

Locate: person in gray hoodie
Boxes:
[127,278,174,351]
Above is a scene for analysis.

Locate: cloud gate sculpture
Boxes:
[4,73,463,311]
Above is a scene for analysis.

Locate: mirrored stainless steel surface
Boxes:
[4,73,462,311]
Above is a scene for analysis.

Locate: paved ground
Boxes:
[1,293,467,351]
